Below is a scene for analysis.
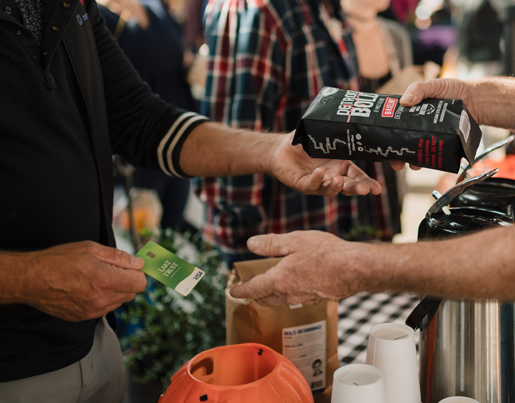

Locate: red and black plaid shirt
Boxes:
[194,0,394,266]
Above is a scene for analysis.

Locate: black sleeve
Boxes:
[86,0,209,177]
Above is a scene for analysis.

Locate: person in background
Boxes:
[184,0,208,52]
[389,0,418,24]
[341,0,414,235]
[450,0,505,75]
[0,0,380,400]
[100,0,196,351]
[195,0,396,268]
[230,76,515,306]
[98,0,197,232]
[342,0,413,92]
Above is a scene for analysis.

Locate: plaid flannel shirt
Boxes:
[194,0,393,266]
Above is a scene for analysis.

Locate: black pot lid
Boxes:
[426,206,513,235]
[452,177,515,204]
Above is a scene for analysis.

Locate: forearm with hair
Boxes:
[362,226,515,301]
[467,76,515,130]
[178,121,278,177]
[0,251,28,304]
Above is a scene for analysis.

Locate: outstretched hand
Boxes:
[270,132,382,197]
[230,231,374,306]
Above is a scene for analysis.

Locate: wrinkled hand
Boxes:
[20,241,146,322]
[391,78,476,172]
[269,132,382,197]
[230,231,371,306]
[400,78,477,120]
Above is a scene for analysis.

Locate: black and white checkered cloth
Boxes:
[337,292,421,365]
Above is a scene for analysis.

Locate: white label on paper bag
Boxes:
[282,320,326,392]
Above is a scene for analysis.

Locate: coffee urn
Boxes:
[406,169,515,403]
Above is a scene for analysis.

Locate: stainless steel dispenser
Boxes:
[406,169,515,403]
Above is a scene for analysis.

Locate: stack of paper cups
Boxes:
[439,398,480,403]
[331,364,386,403]
[365,323,421,403]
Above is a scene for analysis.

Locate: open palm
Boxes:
[269,131,382,197]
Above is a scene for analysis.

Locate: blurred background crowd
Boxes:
[109,0,515,252]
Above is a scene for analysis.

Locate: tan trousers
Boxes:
[0,317,126,403]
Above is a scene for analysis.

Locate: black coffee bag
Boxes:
[293,87,482,173]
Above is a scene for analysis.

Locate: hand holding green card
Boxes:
[136,241,205,296]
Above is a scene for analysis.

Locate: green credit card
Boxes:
[135,241,205,296]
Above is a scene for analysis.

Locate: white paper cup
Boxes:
[365,323,421,403]
[439,397,480,403]
[331,364,386,403]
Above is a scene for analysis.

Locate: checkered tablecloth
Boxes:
[337,292,421,365]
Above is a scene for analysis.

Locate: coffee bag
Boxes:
[226,258,339,403]
[293,87,482,173]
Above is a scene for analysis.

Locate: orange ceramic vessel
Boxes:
[158,343,314,403]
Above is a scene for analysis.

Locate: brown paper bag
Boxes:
[226,258,339,403]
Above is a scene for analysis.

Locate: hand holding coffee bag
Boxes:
[293,87,482,173]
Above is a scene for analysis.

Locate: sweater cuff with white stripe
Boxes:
[146,109,210,178]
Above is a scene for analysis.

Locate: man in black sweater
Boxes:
[0,0,380,401]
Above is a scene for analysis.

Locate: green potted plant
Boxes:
[117,228,227,400]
